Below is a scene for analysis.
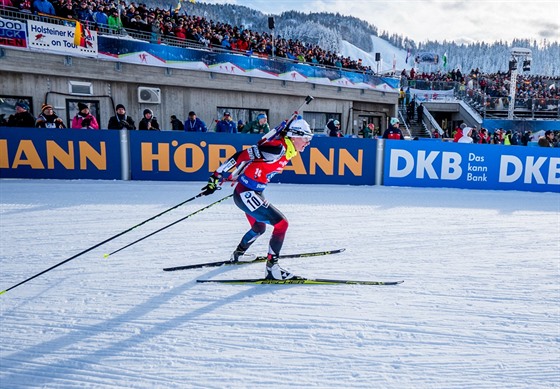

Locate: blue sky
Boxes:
[201,0,559,44]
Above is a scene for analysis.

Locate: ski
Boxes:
[163,248,345,272]
[197,277,403,285]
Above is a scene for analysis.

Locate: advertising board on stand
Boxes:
[383,140,559,193]
[128,132,376,185]
[0,127,121,180]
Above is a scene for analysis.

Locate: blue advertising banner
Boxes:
[128,131,376,185]
[483,119,560,133]
[383,140,559,193]
[96,36,399,90]
[0,128,122,180]
[0,17,27,48]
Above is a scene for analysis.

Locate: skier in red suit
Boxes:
[202,119,313,280]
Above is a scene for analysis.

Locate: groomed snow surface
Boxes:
[1,179,558,388]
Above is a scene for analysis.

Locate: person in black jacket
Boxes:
[108,104,136,130]
[170,115,184,131]
[138,109,160,131]
[7,101,35,128]
[325,119,342,137]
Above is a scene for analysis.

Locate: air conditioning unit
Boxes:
[138,87,161,104]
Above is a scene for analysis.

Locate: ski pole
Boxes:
[258,95,314,145]
[104,193,233,258]
[0,191,207,296]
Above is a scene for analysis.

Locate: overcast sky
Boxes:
[201,0,559,45]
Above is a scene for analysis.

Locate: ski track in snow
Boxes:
[1,180,559,388]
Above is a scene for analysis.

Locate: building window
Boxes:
[304,112,341,133]
[216,108,269,125]
[0,96,34,123]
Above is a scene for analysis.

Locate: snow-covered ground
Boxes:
[1,179,558,388]
[340,36,409,74]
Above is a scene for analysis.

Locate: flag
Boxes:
[73,21,91,48]
[443,52,448,68]
[174,0,182,13]
[392,54,396,72]
[405,48,411,64]
[73,21,82,47]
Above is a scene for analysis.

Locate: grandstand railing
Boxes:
[0,7,383,77]
[400,77,559,120]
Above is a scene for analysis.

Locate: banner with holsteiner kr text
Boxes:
[26,20,97,57]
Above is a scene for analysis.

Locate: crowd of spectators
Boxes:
[1,0,373,72]
[446,124,558,147]
[1,99,557,148]
[401,67,560,103]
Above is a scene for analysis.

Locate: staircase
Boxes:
[399,106,432,138]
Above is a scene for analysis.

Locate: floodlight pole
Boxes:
[507,47,532,120]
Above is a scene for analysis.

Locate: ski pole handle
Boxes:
[258,95,314,145]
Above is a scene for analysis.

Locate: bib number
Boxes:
[241,191,265,212]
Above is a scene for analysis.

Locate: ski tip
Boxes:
[0,290,6,295]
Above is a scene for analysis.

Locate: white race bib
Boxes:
[241,191,265,212]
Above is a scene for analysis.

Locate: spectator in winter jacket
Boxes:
[216,112,237,133]
[184,111,208,132]
[457,127,474,143]
[75,0,94,22]
[453,123,466,142]
[416,103,424,124]
[325,119,342,137]
[108,104,135,130]
[382,118,405,140]
[538,130,555,147]
[108,9,123,32]
[71,102,99,129]
[242,113,270,134]
[32,0,55,15]
[93,5,109,28]
[138,108,160,130]
[1,0,14,9]
[237,120,245,133]
[35,104,65,128]
[7,101,35,128]
[493,129,503,144]
[521,130,532,146]
[478,128,490,144]
[503,130,518,145]
[170,115,184,131]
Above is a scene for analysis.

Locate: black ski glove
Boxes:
[202,174,220,196]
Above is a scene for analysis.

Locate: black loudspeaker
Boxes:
[375,52,381,61]
[268,17,275,29]
[509,60,517,71]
